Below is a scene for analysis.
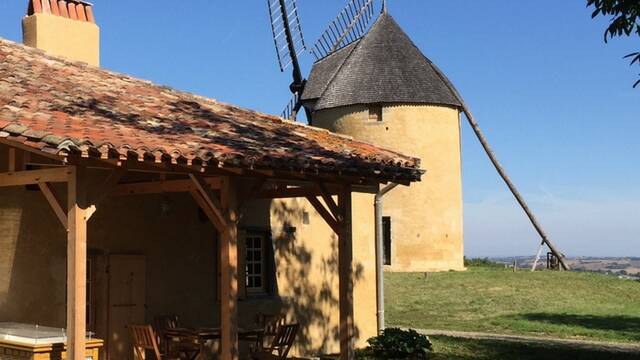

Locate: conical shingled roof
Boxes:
[301,12,462,111]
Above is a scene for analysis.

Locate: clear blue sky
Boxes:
[1,1,638,257]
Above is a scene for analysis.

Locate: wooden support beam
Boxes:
[0,138,64,162]
[0,167,71,187]
[87,169,126,212]
[112,177,222,197]
[190,190,226,233]
[318,183,342,222]
[253,184,340,199]
[219,177,239,360]
[8,148,16,172]
[305,195,341,235]
[38,182,67,229]
[338,185,355,360]
[66,166,88,360]
[189,174,227,231]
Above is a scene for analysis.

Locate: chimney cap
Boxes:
[27,0,96,23]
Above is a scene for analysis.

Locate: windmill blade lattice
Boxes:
[311,0,376,60]
[281,92,301,120]
[268,0,307,72]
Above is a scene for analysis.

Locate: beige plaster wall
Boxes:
[268,193,378,356]
[313,104,465,272]
[23,13,100,66]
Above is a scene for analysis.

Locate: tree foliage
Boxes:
[587,0,640,87]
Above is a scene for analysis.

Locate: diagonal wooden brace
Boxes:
[306,195,341,235]
[38,182,68,229]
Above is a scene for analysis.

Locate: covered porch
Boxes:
[0,142,407,360]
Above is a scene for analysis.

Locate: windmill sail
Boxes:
[268,0,306,74]
[268,0,307,121]
[311,0,376,60]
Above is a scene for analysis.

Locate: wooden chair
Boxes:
[129,324,178,360]
[152,316,200,360]
[154,315,180,333]
[252,313,286,350]
[250,323,299,360]
[153,315,179,354]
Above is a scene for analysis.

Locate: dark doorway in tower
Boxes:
[383,216,392,265]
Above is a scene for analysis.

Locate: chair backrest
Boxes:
[154,315,179,334]
[263,314,286,336]
[129,324,162,360]
[268,323,299,359]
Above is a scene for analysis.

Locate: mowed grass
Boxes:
[385,266,640,343]
[428,336,640,360]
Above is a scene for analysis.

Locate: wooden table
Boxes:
[164,327,264,360]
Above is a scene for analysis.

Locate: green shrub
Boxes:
[361,328,432,359]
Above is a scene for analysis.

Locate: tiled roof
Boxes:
[301,13,462,111]
[0,38,423,183]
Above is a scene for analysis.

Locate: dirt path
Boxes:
[412,328,640,354]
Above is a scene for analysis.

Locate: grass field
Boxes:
[427,336,640,360]
[385,266,640,343]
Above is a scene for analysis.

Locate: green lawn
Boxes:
[428,336,639,360]
[385,266,640,343]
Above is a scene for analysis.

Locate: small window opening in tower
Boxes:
[369,105,383,122]
[382,216,392,265]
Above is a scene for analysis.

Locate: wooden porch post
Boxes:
[338,185,354,360]
[67,165,88,360]
[220,177,239,360]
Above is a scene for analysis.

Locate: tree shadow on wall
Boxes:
[270,199,364,356]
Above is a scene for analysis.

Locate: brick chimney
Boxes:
[22,0,100,66]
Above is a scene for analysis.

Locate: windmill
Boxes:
[267,0,376,121]
[266,0,569,271]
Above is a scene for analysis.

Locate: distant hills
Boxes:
[489,256,640,278]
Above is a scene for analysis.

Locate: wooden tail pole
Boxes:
[428,64,570,271]
[460,105,569,271]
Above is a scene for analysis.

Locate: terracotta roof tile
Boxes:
[0,38,423,182]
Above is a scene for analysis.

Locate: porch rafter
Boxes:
[0,167,72,187]
[111,177,222,197]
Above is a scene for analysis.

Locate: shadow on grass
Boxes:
[513,313,640,340]
[428,336,640,360]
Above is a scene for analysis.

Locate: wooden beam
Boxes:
[319,183,342,222]
[305,195,341,235]
[66,166,88,360]
[190,190,226,233]
[253,184,341,199]
[338,185,354,360]
[38,182,67,229]
[189,174,227,230]
[8,148,15,172]
[87,169,126,210]
[219,177,239,360]
[112,177,222,197]
[0,167,71,187]
[0,138,64,162]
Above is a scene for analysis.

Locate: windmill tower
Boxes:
[301,11,464,271]
[268,0,569,272]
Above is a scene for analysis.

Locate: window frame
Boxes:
[245,233,268,295]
